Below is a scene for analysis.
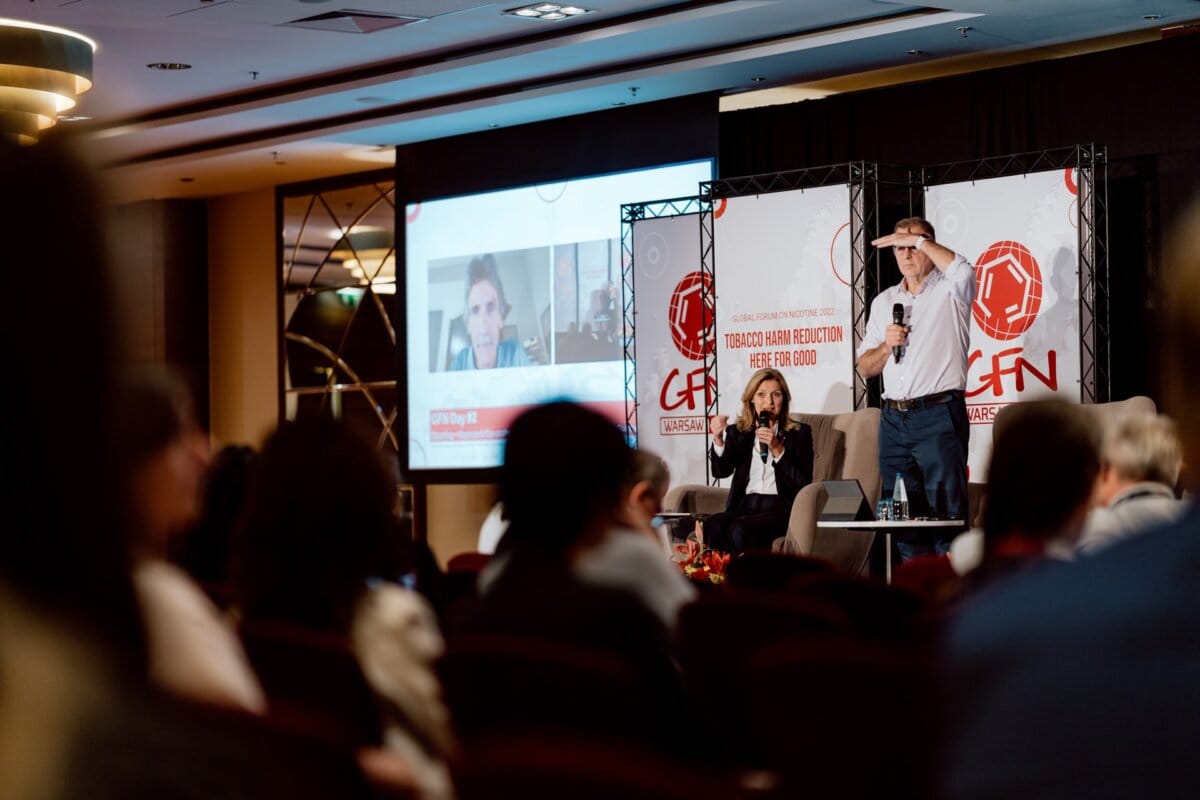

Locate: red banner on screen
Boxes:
[429,401,627,442]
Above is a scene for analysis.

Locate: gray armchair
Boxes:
[662,407,882,575]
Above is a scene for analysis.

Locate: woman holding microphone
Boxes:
[704,368,814,555]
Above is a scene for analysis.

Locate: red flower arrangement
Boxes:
[672,541,730,584]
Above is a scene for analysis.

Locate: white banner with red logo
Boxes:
[926,168,1081,481]
[712,186,856,418]
[631,213,711,486]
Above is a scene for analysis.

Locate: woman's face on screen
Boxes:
[467,278,504,369]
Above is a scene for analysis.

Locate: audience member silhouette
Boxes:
[448,402,688,754]
[1077,412,1184,553]
[178,443,257,590]
[973,397,1101,582]
[115,368,265,712]
[0,137,148,800]
[0,137,373,800]
[942,208,1200,799]
[0,139,145,681]
[234,417,454,798]
[574,449,697,629]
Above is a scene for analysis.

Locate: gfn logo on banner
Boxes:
[972,240,1043,340]
[967,240,1057,415]
[668,271,714,359]
[659,271,716,429]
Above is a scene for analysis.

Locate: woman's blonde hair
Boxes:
[734,368,797,432]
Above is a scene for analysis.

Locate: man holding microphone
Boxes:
[856,217,975,560]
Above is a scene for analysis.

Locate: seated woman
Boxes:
[704,368,813,555]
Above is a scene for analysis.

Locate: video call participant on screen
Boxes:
[450,254,531,370]
[856,217,975,561]
[705,368,814,555]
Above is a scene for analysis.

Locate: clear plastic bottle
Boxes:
[892,472,909,520]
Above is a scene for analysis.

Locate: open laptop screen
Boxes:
[819,479,875,522]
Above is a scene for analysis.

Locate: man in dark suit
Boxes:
[705,368,814,555]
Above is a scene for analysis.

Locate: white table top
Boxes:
[816,519,964,529]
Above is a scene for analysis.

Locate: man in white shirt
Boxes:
[856,217,975,559]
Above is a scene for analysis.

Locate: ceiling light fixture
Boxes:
[0,18,95,144]
[332,228,396,294]
[907,49,927,56]
[504,3,592,20]
[345,145,395,164]
[147,62,192,70]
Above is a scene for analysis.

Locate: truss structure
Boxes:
[620,195,705,445]
[921,144,1109,403]
[699,163,877,482]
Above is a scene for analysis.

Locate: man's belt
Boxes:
[883,390,962,412]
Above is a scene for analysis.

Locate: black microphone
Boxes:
[892,303,905,364]
[758,410,771,463]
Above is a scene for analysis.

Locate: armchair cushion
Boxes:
[662,483,728,518]
[777,408,881,575]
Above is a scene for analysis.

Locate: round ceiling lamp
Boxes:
[0,18,95,145]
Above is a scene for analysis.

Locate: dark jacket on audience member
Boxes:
[447,550,689,752]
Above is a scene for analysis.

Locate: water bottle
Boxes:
[892,472,909,520]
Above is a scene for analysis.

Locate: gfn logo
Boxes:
[972,240,1043,341]
[668,271,714,360]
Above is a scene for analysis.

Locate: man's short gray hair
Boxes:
[1103,413,1182,487]
[627,450,670,496]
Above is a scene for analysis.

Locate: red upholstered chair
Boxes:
[239,620,383,749]
[455,732,737,800]
[446,551,491,574]
[784,572,929,646]
[724,549,835,591]
[742,639,938,800]
[891,554,960,602]
[676,591,851,766]
[438,633,667,751]
[443,551,492,613]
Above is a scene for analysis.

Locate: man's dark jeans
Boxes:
[879,392,969,561]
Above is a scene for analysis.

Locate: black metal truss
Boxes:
[1077,148,1110,402]
[620,195,705,446]
[699,196,717,485]
[922,144,1109,404]
[849,163,875,410]
[920,145,1096,187]
[700,162,879,482]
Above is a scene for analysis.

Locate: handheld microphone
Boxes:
[758,410,771,463]
[892,303,905,364]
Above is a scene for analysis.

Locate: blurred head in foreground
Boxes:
[984,398,1101,554]
[235,416,405,633]
[114,368,211,557]
[0,137,144,665]
[497,401,632,558]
